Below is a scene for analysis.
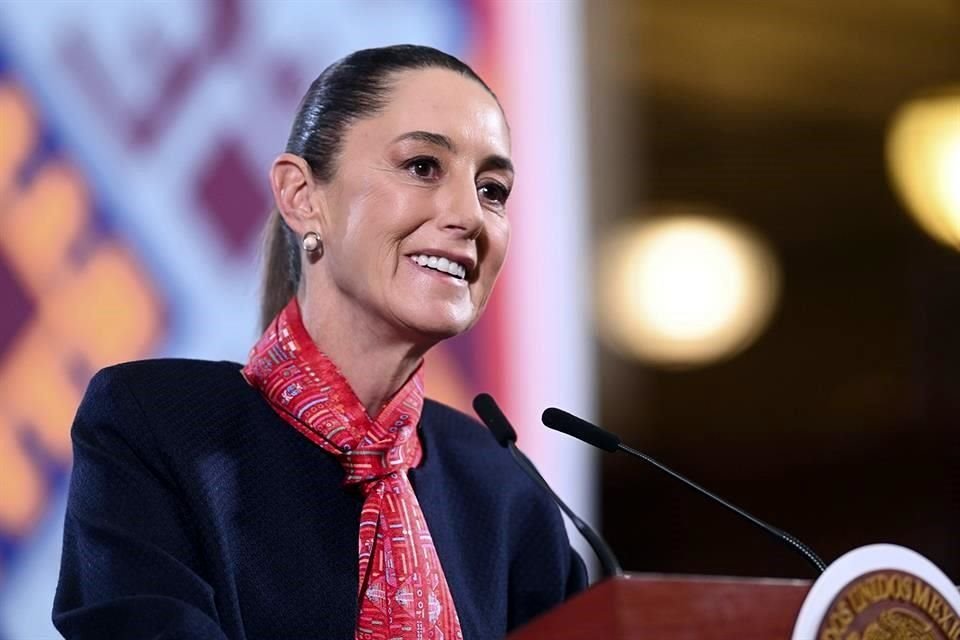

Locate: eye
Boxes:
[404,156,442,181]
[478,182,510,207]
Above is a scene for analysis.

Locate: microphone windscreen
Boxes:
[541,407,621,452]
[473,393,517,447]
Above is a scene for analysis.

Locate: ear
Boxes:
[269,153,324,236]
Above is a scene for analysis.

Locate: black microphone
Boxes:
[473,394,623,578]
[541,407,827,575]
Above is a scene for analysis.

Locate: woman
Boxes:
[53,45,586,640]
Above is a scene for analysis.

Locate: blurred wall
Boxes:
[589,0,960,579]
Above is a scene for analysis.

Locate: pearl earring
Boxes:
[302,231,322,253]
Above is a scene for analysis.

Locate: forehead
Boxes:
[352,68,511,157]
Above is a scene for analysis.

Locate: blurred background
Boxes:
[1,0,959,637]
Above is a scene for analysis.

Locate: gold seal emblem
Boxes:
[817,570,960,640]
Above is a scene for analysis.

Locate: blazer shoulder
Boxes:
[80,358,259,440]
[92,358,254,410]
[419,398,538,489]
[93,357,245,391]
[421,398,499,449]
[417,399,570,546]
[75,359,272,481]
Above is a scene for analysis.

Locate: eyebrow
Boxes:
[393,130,455,151]
[480,155,514,176]
[392,130,514,176]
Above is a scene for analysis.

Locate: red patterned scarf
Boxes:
[242,297,463,640]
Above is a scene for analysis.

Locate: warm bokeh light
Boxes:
[597,213,781,368]
[887,86,960,249]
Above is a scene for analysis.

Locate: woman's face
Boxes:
[315,68,512,343]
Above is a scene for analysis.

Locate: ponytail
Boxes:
[259,208,300,331]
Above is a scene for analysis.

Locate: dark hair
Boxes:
[259,44,498,331]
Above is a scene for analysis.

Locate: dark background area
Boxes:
[588,0,960,579]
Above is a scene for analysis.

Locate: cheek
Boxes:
[339,186,426,267]
[486,220,511,280]
[474,220,510,304]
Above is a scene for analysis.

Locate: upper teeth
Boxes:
[412,254,467,279]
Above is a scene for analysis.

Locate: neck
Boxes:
[296,291,429,417]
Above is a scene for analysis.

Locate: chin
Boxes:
[402,307,476,343]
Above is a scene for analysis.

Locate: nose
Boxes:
[438,176,484,239]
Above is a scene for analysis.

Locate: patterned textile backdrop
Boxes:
[0,1,593,637]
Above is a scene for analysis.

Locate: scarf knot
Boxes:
[338,430,422,492]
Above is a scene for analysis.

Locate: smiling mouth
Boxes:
[409,254,468,280]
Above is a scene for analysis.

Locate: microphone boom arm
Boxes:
[541,407,827,576]
[509,445,624,578]
[618,442,826,574]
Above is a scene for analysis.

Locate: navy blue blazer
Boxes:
[53,359,586,639]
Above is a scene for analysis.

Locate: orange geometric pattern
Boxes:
[0,78,163,550]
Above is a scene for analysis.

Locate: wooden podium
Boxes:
[507,574,812,639]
